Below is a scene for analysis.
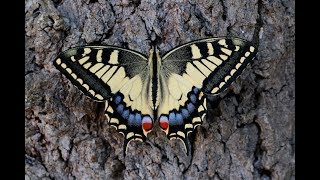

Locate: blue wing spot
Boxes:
[187,103,195,113]
[193,87,199,94]
[116,104,124,113]
[135,113,142,125]
[176,113,183,124]
[121,109,129,119]
[190,94,197,104]
[135,113,141,122]
[114,95,122,104]
[169,112,176,122]
[128,114,135,123]
[181,108,189,119]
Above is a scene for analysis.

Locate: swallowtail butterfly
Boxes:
[54,37,257,156]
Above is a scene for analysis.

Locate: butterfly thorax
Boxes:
[148,46,161,114]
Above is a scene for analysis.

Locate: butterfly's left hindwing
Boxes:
[159,37,257,153]
[54,46,154,156]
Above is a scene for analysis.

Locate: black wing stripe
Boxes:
[202,42,257,94]
[54,56,112,100]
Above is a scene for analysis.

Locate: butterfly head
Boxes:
[148,46,161,65]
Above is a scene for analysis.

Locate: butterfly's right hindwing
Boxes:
[54,46,153,156]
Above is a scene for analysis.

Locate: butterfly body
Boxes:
[54,37,257,156]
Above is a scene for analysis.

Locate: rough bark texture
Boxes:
[25,0,295,179]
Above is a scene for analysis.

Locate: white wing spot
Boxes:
[250,46,255,52]
[219,82,225,89]
[89,63,104,73]
[66,68,72,74]
[109,50,119,64]
[219,54,228,61]
[201,113,206,121]
[245,52,250,57]
[77,78,83,84]
[193,61,211,77]
[225,75,231,82]
[201,59,217,71]
[96,65,110,78]
[71,73,77,79]
[78,56,90,65]
[185,124,193,129]
[236,63,242,69]
[95,94,103,100]
[110,118,119,124]
[56,58,61,65]
[105,113,110,120]
[61,63,67,69]
[89,90,95,95]
[83,62,92,69]
[240,57,246,63]
[221,47,232,56]
[118,124,127,130]
[192,117,202,124]
[100,66,116,83]
[235,46,240,51]
[218,39,227,46]
[83,84,89,91]
[107,106,114,113]
[207,56,222,65]
[211,87,219,93]
[190,44,202,59]
[83,48,91,56]
[230,69,237,76]
[207,43,214,55]
[97,50,103,62]
[135,134,143,137]
[126,132,134,139]
[177,131,185,139]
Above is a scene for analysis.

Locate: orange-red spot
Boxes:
[160,121,169,130]
[199,92,204,99]
[143,121,153,131]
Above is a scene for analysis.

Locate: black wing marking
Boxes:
[159,37,257,153]
[54,46,153,156]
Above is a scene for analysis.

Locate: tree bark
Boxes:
[25,0,295,179]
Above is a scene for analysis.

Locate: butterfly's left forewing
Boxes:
[159,37,257,153]
[54,46,154,156]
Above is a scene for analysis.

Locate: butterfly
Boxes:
[53,37,257,156]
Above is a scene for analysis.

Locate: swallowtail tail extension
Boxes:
[54,37,257,156]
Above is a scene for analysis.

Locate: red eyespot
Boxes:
[142,116,153,131]
[159,116,169,130]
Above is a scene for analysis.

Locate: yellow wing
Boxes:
[158,37,257,154]
[54,46,154,156]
